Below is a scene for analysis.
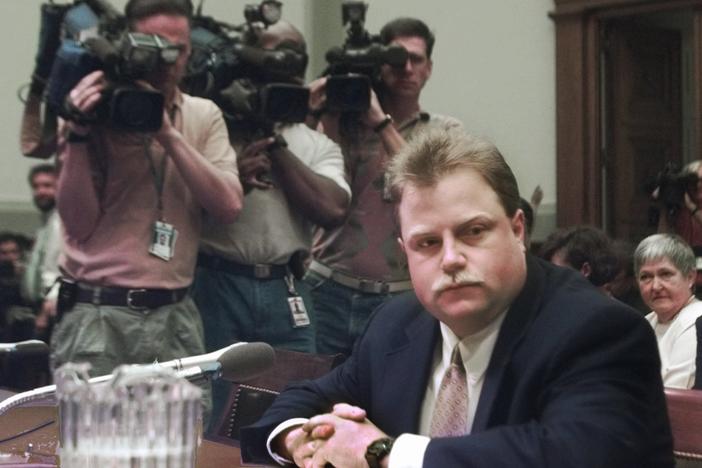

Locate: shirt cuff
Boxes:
[388,433,430,468]
[43,277,60,300]
[266,417,310,466]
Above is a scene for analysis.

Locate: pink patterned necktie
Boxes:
[429,345,468,437]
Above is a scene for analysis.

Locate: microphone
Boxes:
[171,341,276,383]
[157,341,275,378]
[0,342,276,416]
[0,339,49,355]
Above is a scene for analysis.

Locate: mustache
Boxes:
[432,271,482,293]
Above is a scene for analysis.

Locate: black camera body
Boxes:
[45,2,176,132]
[323,1,408,113]
[182,2,309,129]
[653,162,699,216]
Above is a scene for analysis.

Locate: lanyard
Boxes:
[141,136,168,220]
[141,106,178,221]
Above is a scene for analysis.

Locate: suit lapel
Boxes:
[381,308,439,434]
[472,255,546,431]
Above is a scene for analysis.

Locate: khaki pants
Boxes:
[50,296,211,420]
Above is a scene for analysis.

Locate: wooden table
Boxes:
[0,404,262,467]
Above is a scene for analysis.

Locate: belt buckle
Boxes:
[126,289,148,310]
[254,264,272,279]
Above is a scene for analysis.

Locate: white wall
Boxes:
[363,0,556,229]
[0,0,556,237]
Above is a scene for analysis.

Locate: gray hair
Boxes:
[386,128,520,217]
[633,233,696,277]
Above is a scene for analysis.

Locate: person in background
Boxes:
[191,20,350,429]
[0,232,27,333]
[51,0,242,382]
[539,225,620,296]
[634,233,702,389]
[21,164,62,338]
[306,17,462,357]
[655,160,702,295]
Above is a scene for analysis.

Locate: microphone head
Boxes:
[217,342,275,382]
[14,340,50,355]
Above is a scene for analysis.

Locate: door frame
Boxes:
[551,0,702,229]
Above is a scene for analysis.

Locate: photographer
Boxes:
[51,0,243,378]
[193,20,350,357]
[21,164,62,339]
[20,3,64,159]
[656,160,702,294]
[306,17,462,357]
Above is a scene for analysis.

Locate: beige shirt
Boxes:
[200,123,350,264]
[60,91,237,289]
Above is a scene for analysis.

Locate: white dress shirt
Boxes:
[389,311,507,468]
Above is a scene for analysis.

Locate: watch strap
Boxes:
[365,437,395,468]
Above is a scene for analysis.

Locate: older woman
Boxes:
[634,233,702,388]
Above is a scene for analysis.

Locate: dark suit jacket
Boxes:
[241,256,674,467]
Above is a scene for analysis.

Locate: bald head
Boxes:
[258,20,306,52]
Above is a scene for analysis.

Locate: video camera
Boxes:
[44,0,175,132]
[649,161,699,217]
[323,1,408,113]
[182,0,309,131]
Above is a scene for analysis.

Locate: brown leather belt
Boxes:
[308,261,413,294]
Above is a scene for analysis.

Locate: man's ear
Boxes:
[580,261,592,279]
[511,209,526,246]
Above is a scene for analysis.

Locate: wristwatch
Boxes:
[268,133,288,151]
[365,437,395,468]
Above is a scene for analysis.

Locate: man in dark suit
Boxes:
[240,129,674,467]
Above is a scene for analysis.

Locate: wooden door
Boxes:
[604,21,682,243]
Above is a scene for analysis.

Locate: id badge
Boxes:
[288,296,311,328]
[149,221,178,261]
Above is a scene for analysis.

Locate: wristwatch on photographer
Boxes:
[365,437,395,468]
[268,133,288,151]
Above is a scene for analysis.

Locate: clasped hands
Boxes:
[278,403,388,468]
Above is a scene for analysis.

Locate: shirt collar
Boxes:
[396,110,430,132]
[438,309,508,380]
[169,88,183,113]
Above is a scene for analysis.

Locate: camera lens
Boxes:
[109,87,164,132]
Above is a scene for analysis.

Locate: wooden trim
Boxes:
[553,0,702,17]
[552,0,702,228]
[693,9,702,163]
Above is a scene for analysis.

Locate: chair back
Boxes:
[665,388,702,467]
[211,348,344,443]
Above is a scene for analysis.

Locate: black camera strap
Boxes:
[140,106,178,221]
[141,136,168,221]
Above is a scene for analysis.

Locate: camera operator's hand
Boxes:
[306,77,328,131]
[362,88,389,129]
[65,70,107,135]
[308,77,328,116]
[360,88,407,157]
[238,137,276,192]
